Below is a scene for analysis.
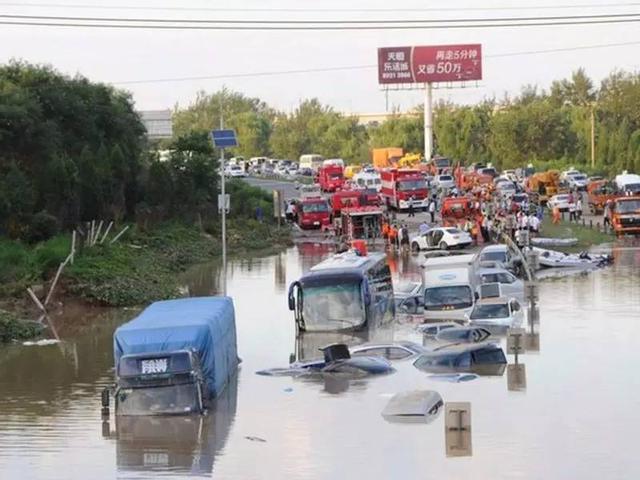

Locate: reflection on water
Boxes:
[1,239,640,480]
[111,375,238,478]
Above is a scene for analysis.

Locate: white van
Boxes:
[420,253,475,270]
[353,171,382,192]
[615,172,640,194]
[422,265,477,322]
[299,154,325,171]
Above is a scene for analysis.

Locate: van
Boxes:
[422,266,477,322]
[299,154,325,172]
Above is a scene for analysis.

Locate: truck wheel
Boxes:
[439,241,448,250]
[411,242,420,253]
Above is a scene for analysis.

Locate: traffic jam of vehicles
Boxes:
[105,148,630,421]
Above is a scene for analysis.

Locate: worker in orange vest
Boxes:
[381,221,390,246]
[388,224,398,249]
[552,206,561,224]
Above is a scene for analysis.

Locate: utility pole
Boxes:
[219,107,227,296]
[590,104,596,169]
[424,83,433,161]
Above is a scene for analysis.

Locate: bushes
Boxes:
[0,310,43,343]
[23,211,59,243]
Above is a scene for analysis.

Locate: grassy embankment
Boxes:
[0,220,291,342]
[540,216,613,250]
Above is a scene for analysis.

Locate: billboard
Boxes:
[378,44,482,84]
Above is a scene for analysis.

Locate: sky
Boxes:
[1,0,639,114]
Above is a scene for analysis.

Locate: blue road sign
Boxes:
[211,129,238,148]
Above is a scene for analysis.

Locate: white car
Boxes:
[434,174,456,190]
[410,227,473,251]
[274,165,290,176]
[467,297,524,333]
[287,165,299,176]
[547,194,574,212]
[495,180,516,198]
[567,173,588,190]
[475,267,524,303]
[224,165,246,178]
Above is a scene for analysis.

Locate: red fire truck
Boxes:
[297,197,331,230]
[317,163,345,192]
[379,168,429,210]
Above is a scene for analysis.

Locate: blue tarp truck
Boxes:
[108,297,239,416]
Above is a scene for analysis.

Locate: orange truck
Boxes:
[372,147,404,170]
[526,170,562,203]
[587,180,617,214]
[609,196,640,236]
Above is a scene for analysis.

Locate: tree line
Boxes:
[0,62,269,242]
[3,62,639,241]
[173,68,640,175]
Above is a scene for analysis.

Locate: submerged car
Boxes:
[476,267,525,302]
[413,342,507,376]
[416,322,460,337]
[467,297,524,334]
[410,227,473,251]
[351,341,426,361]
[394,281,424,313]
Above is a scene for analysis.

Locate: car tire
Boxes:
[439,241,448,250]
[411,242,420,253]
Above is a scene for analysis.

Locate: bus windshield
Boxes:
[302,280,365,331]
[424,286,473,311]
[398,180,427,191]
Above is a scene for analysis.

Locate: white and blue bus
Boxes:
[288,251,395,332]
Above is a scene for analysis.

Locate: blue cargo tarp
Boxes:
[114,297,239,398]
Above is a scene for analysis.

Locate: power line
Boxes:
[1,1,639,12]
[3,17,640,30]
[2,12,640,24]
[112,41,640,85]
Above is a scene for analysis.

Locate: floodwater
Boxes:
[1,239,640,480]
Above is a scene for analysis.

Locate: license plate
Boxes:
[141,358,168,374]
[314,221,320,225]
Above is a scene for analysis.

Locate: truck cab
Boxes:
[380,168,429,210]
[317,163,345,192]
[298,197,331,229]
[609,196,640,235]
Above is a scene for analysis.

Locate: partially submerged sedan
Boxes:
[413,342,507,376]
[468,297,524,334]
[410,227,473,252]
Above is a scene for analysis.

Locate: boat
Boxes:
[530,237,578,247]
[525,246,613,268]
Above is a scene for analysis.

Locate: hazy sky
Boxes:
[1,0,639,113]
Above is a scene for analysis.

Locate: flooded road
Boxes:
[1,240,639,479]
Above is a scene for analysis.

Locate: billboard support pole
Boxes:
[424,82,433,161]
[219,111,227,297]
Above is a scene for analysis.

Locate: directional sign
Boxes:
[211,129,238,148]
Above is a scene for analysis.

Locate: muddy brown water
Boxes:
[1,239,639,479]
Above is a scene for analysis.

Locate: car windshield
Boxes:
[117,384,200,416]
[398,180,427,191]
[439,176,453,181]
[329,173,342,180]
[624,183,640,193]
[470,304,510,319]
[446,228,461,234]
[513,195,528,202]
[435,158,450,167]
[616,199,640,213]
[481,252,507,263]
[302,202,329,213]
[574,175,587,181]
[302,280,365,331]
[424,286,473,310]
[395,282,419,294]
[555,195,569,201]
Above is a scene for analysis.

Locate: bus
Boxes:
[288,251,394,332]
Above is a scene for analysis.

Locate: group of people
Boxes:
[381,221,412,251]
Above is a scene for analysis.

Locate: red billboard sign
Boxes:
[378,44,482,84]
